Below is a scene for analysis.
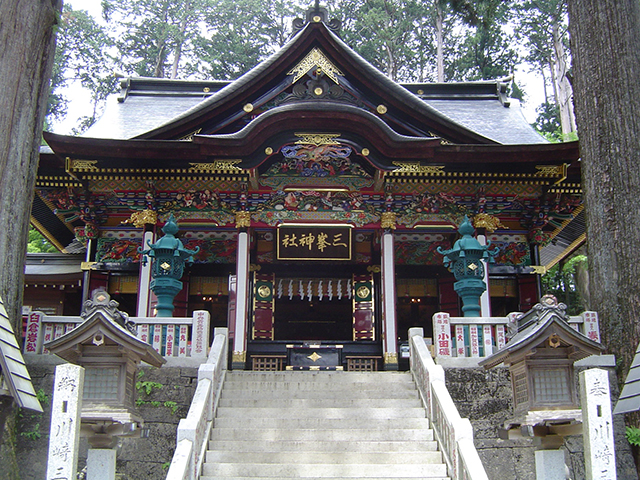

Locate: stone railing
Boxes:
[166,328,228,480]
[23,310,211,364]
[432,310,600,366]
[410,327,488,480]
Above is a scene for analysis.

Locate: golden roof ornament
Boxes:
[473,213,506,233]
[235,211,251,229]
[124,209,158,228]
[380,211,397,230]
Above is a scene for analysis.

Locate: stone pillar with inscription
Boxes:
[380,224,398,370]
[47,364,84,480]
[581,368,617,480]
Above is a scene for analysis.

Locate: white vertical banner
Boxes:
[433,313,452,357]
[495,324,507,350]
[47,364,84,480]
[192,310,210,359]
[482,325,493,356]
[455,325,466,357]
[470,326,480,357]
[583,311,601,343]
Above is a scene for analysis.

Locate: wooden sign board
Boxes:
[277,225,352,261]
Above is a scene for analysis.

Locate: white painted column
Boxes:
[137,228,155,317]
[47,364,84,480]
[381,231,398,370]
[581,368,617,479]
[233,231,250,369]
[87,448,117,480]
[478,234,492,317]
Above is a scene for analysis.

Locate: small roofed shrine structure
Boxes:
[480,295,604,444]
[33,5,584,371]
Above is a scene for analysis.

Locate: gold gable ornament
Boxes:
[380,211,397,230]
[288,48,344,85]
[473,213,506,234]
[124,209,158,228]
[235,211,251,229]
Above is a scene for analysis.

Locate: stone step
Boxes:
[213,416,430,430]
[209,427,435,442]
[222,381,417,391]
[201,477,450,480]
[224,372,415,384]
[205,451,443,465]
[207,440,440,454]
[219,389,419,400]
[217,397,422,408]
[201,462,449,478]
[216,406,427,419]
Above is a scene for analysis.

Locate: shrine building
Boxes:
[32,7,583,371]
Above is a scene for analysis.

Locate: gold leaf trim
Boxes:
[384,352,398,364]
[294,132,341,146]
[535,165,565,177]
[69,160,98,171]
[124,209,158,228]
[391,162,445,174]
[380,211,397,230]
[179,128,202,141]
[232,351,246,363]
[235,211,251,228]
[189,160,244,172]
[288,47,344,84]
[473,213,506,233]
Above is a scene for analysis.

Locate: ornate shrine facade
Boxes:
[33,7,583,370]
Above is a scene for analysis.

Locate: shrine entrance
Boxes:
[245,270,381,371]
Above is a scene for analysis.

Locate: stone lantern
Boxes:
[45,290,165,478]
[138,214,199,317]
[437,216,499,316]
[480,295,604,447]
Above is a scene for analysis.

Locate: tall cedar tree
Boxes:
[0,0,61,467]
[567,1,640,390]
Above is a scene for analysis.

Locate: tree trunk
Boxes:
[436,5,444,82]
[568,0,640,389]
[0,0,61,474]
[551,21,576,134]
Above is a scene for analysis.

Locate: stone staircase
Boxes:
[200,371,451,479]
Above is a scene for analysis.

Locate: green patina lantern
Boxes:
[437,216,499,317]
[138,214,199,317]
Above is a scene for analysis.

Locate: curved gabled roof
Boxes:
[134,20,501,144]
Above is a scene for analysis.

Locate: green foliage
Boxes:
[541,254,587,315]
[49,4,117,132]
[27,227,58,253]
[136,380,163,395]
[445,0,517,81]
[164,401,179,415]
[162,461,172,471]
[626,426,640,446]
[20,424,41,441]
[35,389,50,407]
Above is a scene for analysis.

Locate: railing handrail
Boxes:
[409,327,489,480]
[165,327,228,480]
[431,310,600,364]
[23,311,211,362]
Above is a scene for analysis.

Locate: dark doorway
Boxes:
[274,297,352,341]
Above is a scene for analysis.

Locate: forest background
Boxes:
[52,0,572,140]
